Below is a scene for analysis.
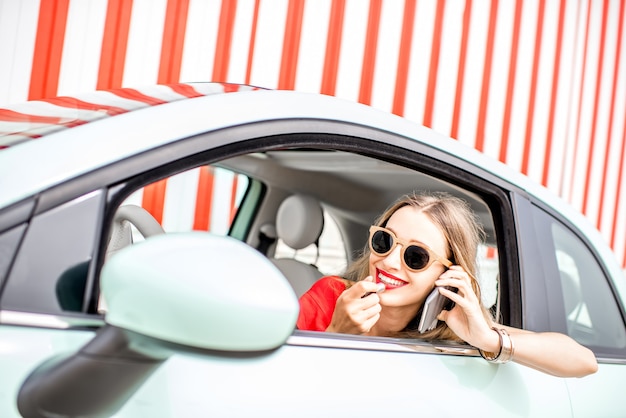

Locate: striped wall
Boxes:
[0,0,625,268]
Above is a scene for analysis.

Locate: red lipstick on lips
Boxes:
[376,268,409,290]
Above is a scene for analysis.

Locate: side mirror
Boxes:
[102,231,299,351]
[18,233,299,418]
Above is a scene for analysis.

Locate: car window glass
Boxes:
[120,165,249,240]
[551,221,626,349]
[107,150,500,335]
[2,191,104,314]
[0,224,27,288]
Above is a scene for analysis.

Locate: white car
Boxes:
[0,82,624,417]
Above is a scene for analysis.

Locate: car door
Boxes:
[524,200,626,417]
[2,119,574,417]
[99,130,573,416]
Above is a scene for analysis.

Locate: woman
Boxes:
[297,192,597,378]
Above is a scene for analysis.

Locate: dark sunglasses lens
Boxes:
[371,230,393,254]
[404,245,430,270]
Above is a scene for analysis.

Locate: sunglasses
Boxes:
[368,225,453,272]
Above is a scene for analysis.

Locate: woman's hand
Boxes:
[326,276,383,335]
[435,266,500,352]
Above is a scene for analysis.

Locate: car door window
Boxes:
[1,190,104,313]
[550,221,626,350]
[119,165,250,240]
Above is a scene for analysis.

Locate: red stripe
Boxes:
[278,0,305,90]
[608,1,625,248]
[141,179,168,224]
[158,0,190,84]
[423,0,445,126]
[97,0,133,89]
[520,0,546,174]
[568,0,593,201]
[194,166,215,231]
[541,0,567,187]
[245,0,261,85]
[41,97,128,115]
[213,0,238,82]
[359,0,382,105]
[474,0,499,152]
[391,0,416,117]
[223,83,245,93]
[450,0,473,140]
[229,176,239,223]
[499,0,523,162]
[0,109,66,124]
[581,0,610,215]
[28,0,70,100]
[321,0,346,96]
[109,88,167,105]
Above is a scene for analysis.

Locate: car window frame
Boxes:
[2,121,522,341]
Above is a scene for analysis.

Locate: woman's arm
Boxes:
[497,326,598,378]
[437,266,598,378]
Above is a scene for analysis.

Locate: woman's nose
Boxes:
[382,244,403,271]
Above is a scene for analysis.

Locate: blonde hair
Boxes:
[344,191,490,340]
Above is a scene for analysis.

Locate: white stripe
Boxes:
[482,0,515,160]
[545,1,579,195]
[598,0,626,238]
[162,167,200,233]
[505,0,538,173]
[615,126,626,267]
[588,0,621,231]
[210,168,236,235]
[334,0,369,103]
[561,0,588,203]
[431,0,466,136]
[403,0,436,124]
[615,147,626,267]
[587,3,617,225]
[525,0,560,184]
[248,0,289,89]
[123,0,167,86]
[57,0,107,97]
[227,0,257,84]
[179,0,221,83]
[457,0,492,150]
[294,0,331,93]
[369,0,403,112]
[0,0,39,105]
[570,1,602,213]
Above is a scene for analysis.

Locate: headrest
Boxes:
[276,194,324,250]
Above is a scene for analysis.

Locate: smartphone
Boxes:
[417,286,456,333]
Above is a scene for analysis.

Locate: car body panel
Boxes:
[0,326,95,417]
[0,83,623,417]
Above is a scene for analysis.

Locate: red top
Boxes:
[296,276,347,331]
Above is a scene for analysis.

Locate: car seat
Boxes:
[270,194,325,298]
